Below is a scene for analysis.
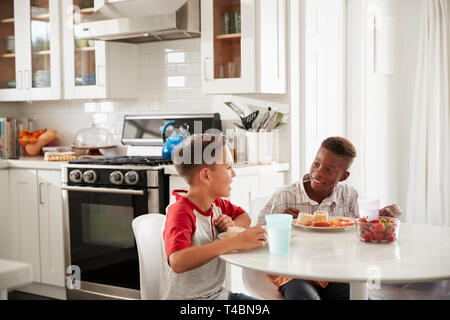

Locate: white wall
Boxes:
[395,0,423,215]
[0,38,291,162]
[347,0,423,211]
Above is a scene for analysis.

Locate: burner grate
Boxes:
[68,156,173,166]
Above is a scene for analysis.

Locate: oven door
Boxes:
[63,186,149,298]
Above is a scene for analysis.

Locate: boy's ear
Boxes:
[339,171,350,182]
[198,167,211,185]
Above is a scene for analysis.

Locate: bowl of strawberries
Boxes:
[356,217,399,243]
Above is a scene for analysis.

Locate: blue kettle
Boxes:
[161,120,189,159]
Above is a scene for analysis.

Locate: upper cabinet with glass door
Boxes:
[0,0,19,100]
[62,0,138,100]
[0,0,61,101]
[201,0,286,95]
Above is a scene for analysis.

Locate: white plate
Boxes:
[292,218,356,231]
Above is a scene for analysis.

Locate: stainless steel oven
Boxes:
[62,162,170,300]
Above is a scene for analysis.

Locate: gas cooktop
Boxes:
[68,156,173,166]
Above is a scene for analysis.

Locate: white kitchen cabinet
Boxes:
[0,0,62,101]
[9,169,64,288]
[37,170,65,287]
[9,169,41,282]
[201,0,286,94]
[61,0,138,100]
[0,170,12,260]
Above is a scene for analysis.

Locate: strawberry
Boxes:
[370,219,379,224]
[359,217,368,223]
[370,222,385,233]
[375,222,385,232]
[385,234,396,243]
[385,225,396,235]
[364,231,373,242]
[374,232,384,243]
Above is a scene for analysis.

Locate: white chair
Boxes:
[249,195,270,226]
[239,196,283,300]
[242,268,284,300]
[132,213,166,300]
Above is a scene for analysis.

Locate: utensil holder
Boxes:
[257,131,274,164]
[246,132,258,164]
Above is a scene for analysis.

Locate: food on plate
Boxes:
[297,213,314,226]
[357,217,399,243]
[295,215,356,228]
[221,226,246,238]
[313,211,328,221]
[312,221,331,227]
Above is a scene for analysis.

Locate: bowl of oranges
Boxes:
[18,128,58,156]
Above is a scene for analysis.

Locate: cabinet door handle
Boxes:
[24,70,31,89]
[17,71,22,89]
[39,183,45,205]
[204,57,213,81]
[97,65,105,87]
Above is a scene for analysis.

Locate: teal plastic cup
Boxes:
[265,214,293,256]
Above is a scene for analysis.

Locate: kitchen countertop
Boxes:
[0,158,290,174]
[0,157,64,170]
[0,258,33,299]
[164,162,290,176]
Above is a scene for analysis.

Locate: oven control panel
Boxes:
[67,168,150,187]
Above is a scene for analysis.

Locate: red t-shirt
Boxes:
[163,190,245,260]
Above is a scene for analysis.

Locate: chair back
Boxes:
[250,196,271,226]
[242,268,283,300]
[132,213,166,300]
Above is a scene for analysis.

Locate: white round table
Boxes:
[220,223,450,300]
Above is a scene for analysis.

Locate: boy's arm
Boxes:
[214,211,251,232]
[233,212,251,228]
[169,226,266,274]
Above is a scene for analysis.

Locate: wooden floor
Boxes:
[368,280,450,300]
[8,280,450,300]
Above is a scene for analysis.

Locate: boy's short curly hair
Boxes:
[172,133,228,184]
[321,137,357,159]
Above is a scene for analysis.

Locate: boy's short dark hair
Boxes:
[321,137,357,160]
[172,133,228,184]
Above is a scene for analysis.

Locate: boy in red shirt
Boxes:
[160,134,267,300]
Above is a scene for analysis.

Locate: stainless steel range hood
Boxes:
[78,0,200,43]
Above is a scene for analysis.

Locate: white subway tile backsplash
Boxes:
[185,75,201,87]
[176,88,200,100]
[92,113,108,124]
[139,76,166,89]
[185,51,201,64]
[84,102,98,113]
[139,53,166,67]
[166,51,186,64]
[99,101,116,113]
[167,76,186,88]
[176,63,201,75]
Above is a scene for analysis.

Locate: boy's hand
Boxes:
[214,215,236,233]
[283,208,300,218]
[379,204,402,219]
[233,226,267,251]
